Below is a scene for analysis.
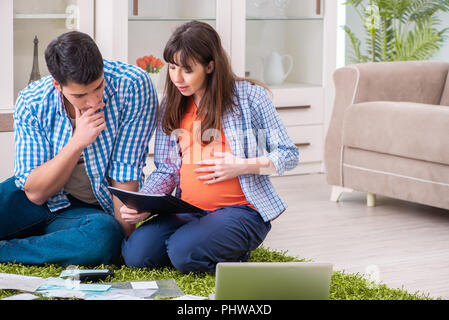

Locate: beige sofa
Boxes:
[324,61,449,209]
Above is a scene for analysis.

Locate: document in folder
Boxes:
[108,186,206,215]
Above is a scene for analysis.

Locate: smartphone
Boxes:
[59,269,114,282]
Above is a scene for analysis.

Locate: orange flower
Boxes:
[136,54,165,73]
[136,57,147,70]
[149,55,156,63]
[154,58,164,69]
[143,55,152,66]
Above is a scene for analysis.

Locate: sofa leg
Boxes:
[367,193,376,207]
[330,186,353,202]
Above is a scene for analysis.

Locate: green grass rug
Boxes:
[0,246,436,300]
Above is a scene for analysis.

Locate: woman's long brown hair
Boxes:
[161,21,238,144]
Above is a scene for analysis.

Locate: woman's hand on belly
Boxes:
[194,152,276,184]
[194,152,247,184]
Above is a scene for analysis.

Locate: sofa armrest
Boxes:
[324,66,359,186]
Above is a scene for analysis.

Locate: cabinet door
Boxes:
[241,0,324,89]
[233,0,332,175]
[126,0,218,93]
[0,0,94,110]
[0,0,94,109]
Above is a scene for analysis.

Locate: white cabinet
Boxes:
[0,0,94,110]
[95,0,337,176]
[0,131,15,182]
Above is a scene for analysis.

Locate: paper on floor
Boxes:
[0,273,46,292]
[130,281,158,290]
[41,290,86,299]
[85,289,156,300]
[2,293,39,300]
[36,277,111,298]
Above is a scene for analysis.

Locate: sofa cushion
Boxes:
[342,101,449,165]
[353,61,449,106]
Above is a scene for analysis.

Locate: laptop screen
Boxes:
[214,262,333,300]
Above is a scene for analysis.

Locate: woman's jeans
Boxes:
[122,204,272,273]
[0,177,124,265]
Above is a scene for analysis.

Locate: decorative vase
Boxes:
[261,51,293,86]
[148,72,160,89]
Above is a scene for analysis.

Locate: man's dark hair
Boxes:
[45,31,103,86]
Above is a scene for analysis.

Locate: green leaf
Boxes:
[344,25,369,63]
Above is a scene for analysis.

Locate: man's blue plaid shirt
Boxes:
[13,59,158,214]
[141,80,299,222]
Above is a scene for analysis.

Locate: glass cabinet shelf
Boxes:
[127,0,217,92]
[14,14,69,19]
[128,17,215,22]
[246,16,323,21]
[245,18,324,89]
[128,0,216,20]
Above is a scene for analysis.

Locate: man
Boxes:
[0,31,158,265]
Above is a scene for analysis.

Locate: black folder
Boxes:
[108,186,206,215]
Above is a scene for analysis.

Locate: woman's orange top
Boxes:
[178,98,255,211]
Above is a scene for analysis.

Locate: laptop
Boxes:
[214,262,333,300]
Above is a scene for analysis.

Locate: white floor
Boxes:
[264,173,449,299]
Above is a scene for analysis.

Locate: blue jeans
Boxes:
[121,205,271,273]
[0,177,124,265]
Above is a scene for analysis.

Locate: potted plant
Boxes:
[344,0,449,63]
